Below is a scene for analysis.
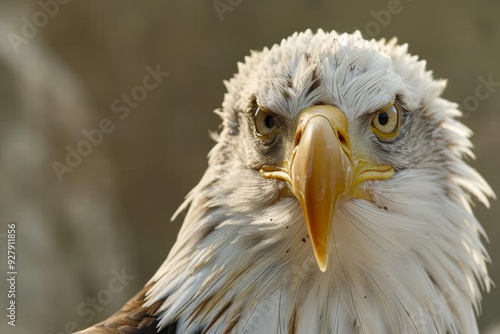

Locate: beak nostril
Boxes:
[337,131,347,147]
[294,130,303,147]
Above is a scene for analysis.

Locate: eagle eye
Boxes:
[255,107,279,137]
[371,103,400,140]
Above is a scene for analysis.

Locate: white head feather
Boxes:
[145,30,494,334]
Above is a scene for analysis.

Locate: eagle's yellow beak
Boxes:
[261,105,394,272]
[289,106,353,271]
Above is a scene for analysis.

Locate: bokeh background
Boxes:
[0,0,498,333]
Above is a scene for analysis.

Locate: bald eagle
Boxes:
[78,30,494,334]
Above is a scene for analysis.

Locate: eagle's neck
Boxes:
[144,154,488,334]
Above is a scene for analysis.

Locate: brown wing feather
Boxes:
[75,285,176,334]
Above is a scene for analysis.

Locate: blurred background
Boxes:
[0,0,498,333]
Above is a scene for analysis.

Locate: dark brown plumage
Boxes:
[76,285,175,333]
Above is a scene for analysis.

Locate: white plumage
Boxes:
[81,30,494,334]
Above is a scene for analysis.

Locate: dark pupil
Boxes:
[378,112,389,126]
[264,115,276,129]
